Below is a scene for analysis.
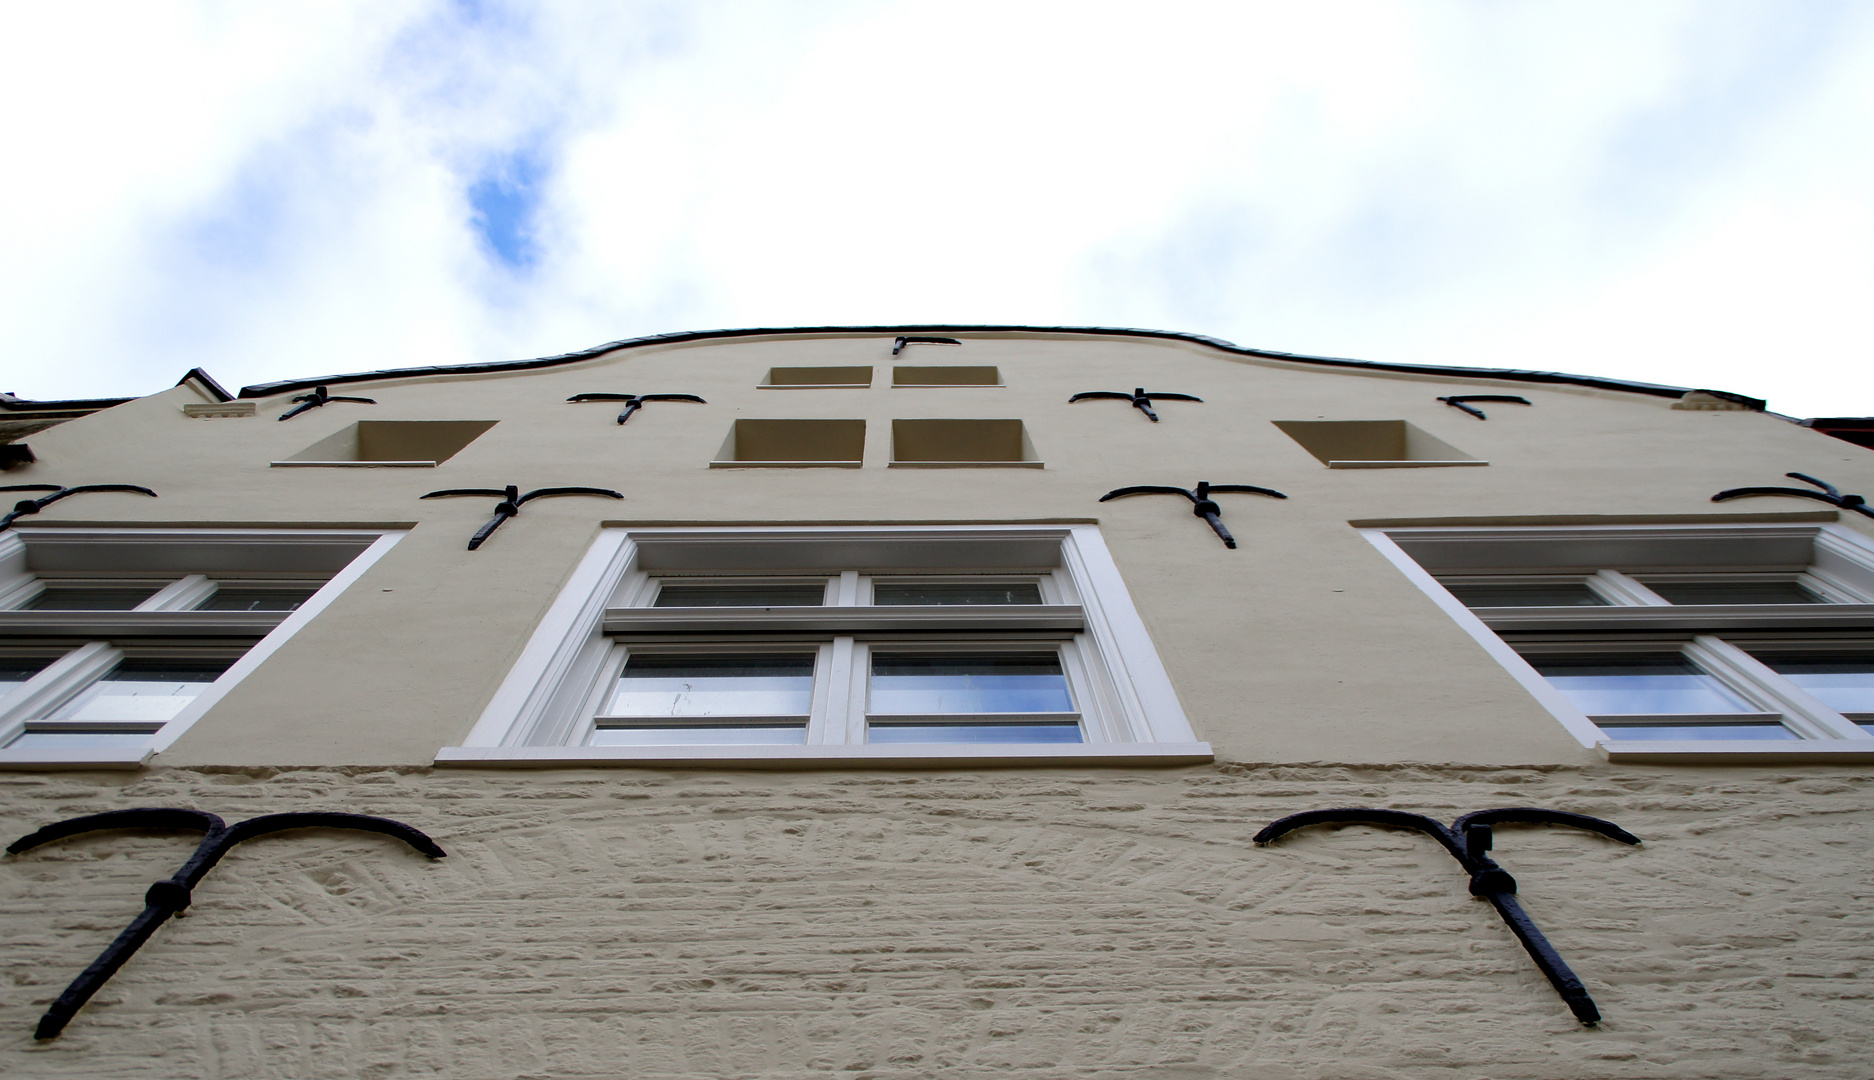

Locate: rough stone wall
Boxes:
[2,764,1871,1079]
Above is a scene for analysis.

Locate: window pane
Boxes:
[1641,580,1822,605]
[27,586,163,610]
[200,587,318,611]
[592,725,806,746]
[868,722,1083,744]
[872,582,1044,606]
[5,731,158,750]
[1597,722,1797,741]
[46,661,232,725]
[1755,655,1874,714]
[653,583,826,607]
[606,655,815,717]
[870,653,1074,714]
[0,657,52,697]
[1530,657,1754,715]
[1444,583,1606,607]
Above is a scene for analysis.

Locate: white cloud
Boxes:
[0,0,1869,417]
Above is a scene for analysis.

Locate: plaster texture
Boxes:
[3,764,1871,1079]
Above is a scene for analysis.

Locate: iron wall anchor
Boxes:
[1711,472,1874,519]
[277,385,377,421]
[0,483,157,530]
[1099,480,1285,548]
[8,808,445,1039]
[891,335,961,355]
[565,393,706,425]
[1254,806,1640,1026]
[1437,394,1531,420]
[1069,387,1203,422]
[420,483,624,549]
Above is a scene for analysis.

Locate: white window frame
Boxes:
[0,527,404,769]
[1363,522,1874,763]
[439,525,1210,768]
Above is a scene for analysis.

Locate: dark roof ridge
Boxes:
[234,323,1760,408]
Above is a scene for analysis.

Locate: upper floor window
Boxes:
[441,526,1208,767]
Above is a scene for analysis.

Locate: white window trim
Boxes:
[0,528,405,769]
[440,525,1209,768]
[1362,523,1874,764]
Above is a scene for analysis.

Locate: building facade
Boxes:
[2,327,1871,1078]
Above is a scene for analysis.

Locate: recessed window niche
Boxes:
[272,420,497,468]
[1272,420,1485,469]
[760,366,872,389]
[892,366,1002,387]
[890,419,1042,468]
[712,419,865,468]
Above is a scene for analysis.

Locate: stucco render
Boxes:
[4,763,1872,1079]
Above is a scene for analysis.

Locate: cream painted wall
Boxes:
[6,329,1870,768]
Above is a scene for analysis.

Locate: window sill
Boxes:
[888,460,1045,469]
[271,460,438,468]
[0,746,153,770]
[1598,740,1874,763]
[709,460,863,469]
[435,742,1214,769]
[1327,460,1487,469]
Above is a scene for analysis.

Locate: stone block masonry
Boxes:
[2,764,1871,1079]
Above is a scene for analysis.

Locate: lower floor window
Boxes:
[1519,639,1873,744]
[1,646,248,752]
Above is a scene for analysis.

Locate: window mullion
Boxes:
[1591,570,1670,606]
[807,637,857,745]
[1691,635,1873,741]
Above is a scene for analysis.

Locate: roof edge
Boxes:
[234,323,1752,407]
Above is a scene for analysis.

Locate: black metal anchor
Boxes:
[0,483,157,530]
[1099,481,1285,548]
[1711,472,1874,519]
[1069,387,1203,423]
[1438,394,1531,420]
[7,808,445,1039]
[420,483,624,550]
[277,385,377,421]
[1255,807,1641,1026]
[891,335,961,355]
[565,392,706,425]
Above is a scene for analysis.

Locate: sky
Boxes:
[2,1,1871,416]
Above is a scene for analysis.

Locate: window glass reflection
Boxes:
[870,653,1073,714]
[27,586,163,610]
[868,722,1082,744]
[653,583,827,607]
[1531,657,1754,715]
[1444,583,1605,607]
[0,657,52,697]
[1755,655,1874,714]
[1641,580,1823,605]
[872,582,1043,606]
[592,724,806,746]
[200,588,318,611]
[47,661,232,725]
[606,655,815,717]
